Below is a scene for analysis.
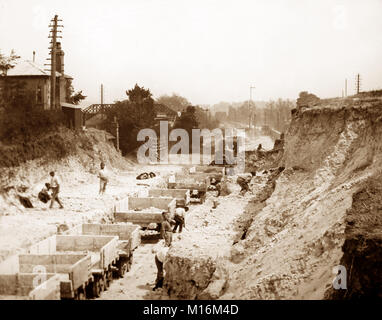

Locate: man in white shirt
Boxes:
[98,162,109,195]
[49,171,64,209]
[173,206,189,233]
[152,241,170,291]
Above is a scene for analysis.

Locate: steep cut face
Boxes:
[325,175,382,299]
[221,98,382,300]
[284,101,382,174]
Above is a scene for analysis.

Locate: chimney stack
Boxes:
[55,42,65,75]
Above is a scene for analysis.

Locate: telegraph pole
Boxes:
[101,84,104,105]
[345,78,347,97]
[46,15,63,110]
[114,116,120,152]
[101,84,105,118]
[248,85,255,128]
[355,74,361,94]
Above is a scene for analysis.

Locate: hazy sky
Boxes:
[1,0,381,106]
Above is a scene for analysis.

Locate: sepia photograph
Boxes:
[0,0,381,312]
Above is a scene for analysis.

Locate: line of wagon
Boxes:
[0,165,225,300]
[0,223,140,300]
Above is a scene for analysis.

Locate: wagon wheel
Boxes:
[127,254,134,271]
[103,273,110,289]
[92,279,101,298]
[99,276,106,292]
[112,268,119,279]
[85,283,93,298]
[77,290,86,300]
[119,263,128,278]
[106,270,113,287]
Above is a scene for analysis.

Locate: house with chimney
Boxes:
[0,42,72,110]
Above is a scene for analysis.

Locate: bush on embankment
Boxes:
[0,106,93,168]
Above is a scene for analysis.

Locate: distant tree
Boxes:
[210,102,231,114]
[69,91,86,105]
[260,99,295,132]
[65,79,86,105]
[174,105,199,132]
[0,49,22,109]
[103,84,156,155]
[172,105,198,153]
[215,111,227,122]
[0,49,20,76]
[194,106,220,130]
[125,83,155,127]
[156,93,190,113]
[227,106,237,122]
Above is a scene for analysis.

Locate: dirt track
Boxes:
[97,243,170,300]
[98,186,253,300]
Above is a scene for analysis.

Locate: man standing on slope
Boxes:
[98,162,109,195]
[49,171,64,209]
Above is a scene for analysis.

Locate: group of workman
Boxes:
[152,206,189,291]
[37,162,109,209]
[37,171,65,209]
[37,162,255,292]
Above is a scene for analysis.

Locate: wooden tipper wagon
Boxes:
[148,188,190,207]
[0,252,91,300]
[168,174,210,203]
[0,273,62,300]
[71,223,141,278]
[114,196,176,227]
[27,234,119,299]
[191,165,225,182]
[0,223,142,300]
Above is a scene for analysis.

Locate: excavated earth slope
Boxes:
[165,97,382,300]
[221,97,382,299]
[325,174,382,299]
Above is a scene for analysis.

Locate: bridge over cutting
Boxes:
[82,104,116,121]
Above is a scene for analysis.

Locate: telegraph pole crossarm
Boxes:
[48,14,64,110]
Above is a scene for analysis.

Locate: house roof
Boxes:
[6,60,73,79]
